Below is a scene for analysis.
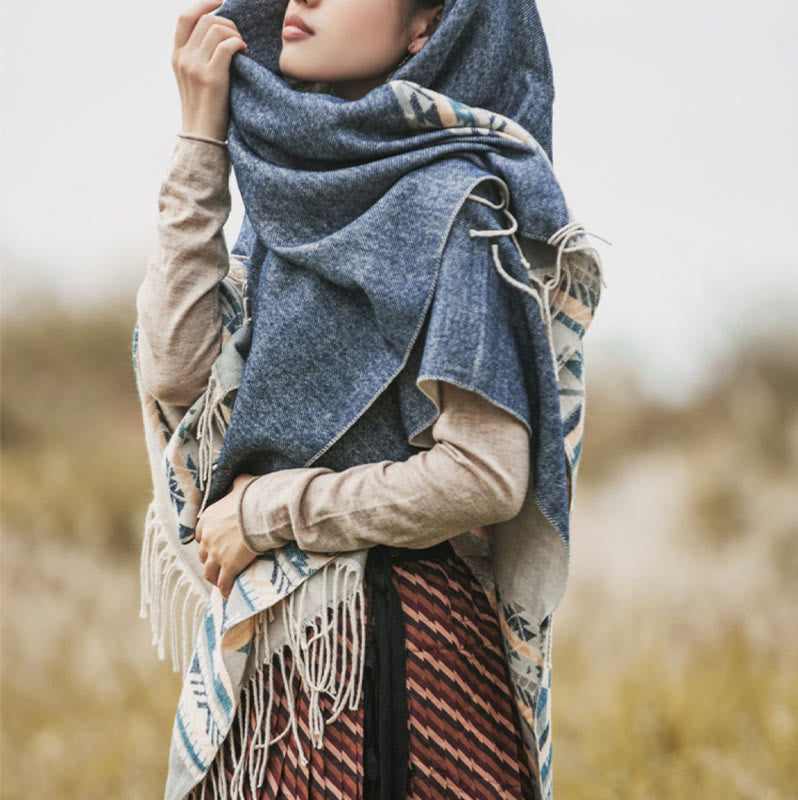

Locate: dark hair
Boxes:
[405,0,444,25]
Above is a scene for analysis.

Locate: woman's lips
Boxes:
[282,25,314,40]
[282,13,314,40]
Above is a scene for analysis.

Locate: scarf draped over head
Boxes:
[202,0,602,551]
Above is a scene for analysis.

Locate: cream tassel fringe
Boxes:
[467,185,610,375]
[145,255,368,796]
[139,501,209,677]
[195,254,251,519]
[190,559,366,799]
[195,367,229,518]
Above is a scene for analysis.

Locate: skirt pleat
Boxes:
[186,547,535,800]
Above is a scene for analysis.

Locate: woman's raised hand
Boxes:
[172,0,248,142]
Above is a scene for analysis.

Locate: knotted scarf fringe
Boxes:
[227,255,250,322]
[196,376,227,517]
[139,257,252,669]
[139,501,208,676]
[140,497,367,797]
[195,256,250,519]
[467,187,610,374]
[191,560,367,799]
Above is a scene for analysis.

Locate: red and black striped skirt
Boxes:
[187,540,536,799]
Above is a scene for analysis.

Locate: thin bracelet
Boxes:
[237,475,267,554]
[177,131,229,147]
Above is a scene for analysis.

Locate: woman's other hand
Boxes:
[172,0,248,141]
[195,472,260,599]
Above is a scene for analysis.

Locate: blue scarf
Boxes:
[203,0,587,552]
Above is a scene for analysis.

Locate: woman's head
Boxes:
[278,0,443,99]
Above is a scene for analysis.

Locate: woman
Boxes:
[135,0,603,798]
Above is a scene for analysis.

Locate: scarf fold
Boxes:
[132,2,609,799]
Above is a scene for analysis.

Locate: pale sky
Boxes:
[2,0,796,402]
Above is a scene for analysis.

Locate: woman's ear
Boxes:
[408,4,443,55]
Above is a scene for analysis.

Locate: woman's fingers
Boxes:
[198,24,246,69]
[201,556,236,599]
[184,12,240,60]
[204,559,221,588]
[217,567,236,599]
[172,1,246,139]
[173,3,246,87]
[174,0,224,50]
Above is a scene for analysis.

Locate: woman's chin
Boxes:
[279,54,322,82]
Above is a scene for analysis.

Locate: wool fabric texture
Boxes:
[131,1,608,799]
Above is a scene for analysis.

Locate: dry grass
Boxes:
[1,301,151,554]
[1,529,181,799]
[2,304,797,798]
[554,619,797,800]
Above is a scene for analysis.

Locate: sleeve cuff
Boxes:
[237,467,338,554]
[237,476,271,554]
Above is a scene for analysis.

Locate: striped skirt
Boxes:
[187,541,536,799]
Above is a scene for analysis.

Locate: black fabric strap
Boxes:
[362,540,454,800]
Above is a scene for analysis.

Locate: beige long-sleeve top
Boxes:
[135,134,531,556]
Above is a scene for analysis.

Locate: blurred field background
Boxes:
[1,298,796,799]
[2,0,797,797]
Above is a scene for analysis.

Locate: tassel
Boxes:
[193,260,252,520]
[466,186,611,376]
[139,501,208,676]
[188,560,367,799]
[227,256,251,325]
[546,220,610,317]
[195,369,229,517]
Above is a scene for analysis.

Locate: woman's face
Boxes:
[279,0,442,99]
